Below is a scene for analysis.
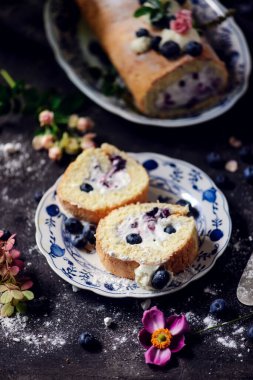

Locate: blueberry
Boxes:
[176,199,199,218]
[111,155,126,171]
[80,183,93,193]
[126,233,142,245]
[247,326,253,340]
[239,146,252,163]
[214,174,234,190]
[0,230,11,241]
[152,16,168,29]
[65,218,83,234]
[34,190,44,203]
[87,228,96,245]
[179,80,186,87]
[78,332,100,350]
[184,41,203,57]
[160,208,170,218]
[146,207,159,217]
[206,152,223,169]
[209,299,227,314]
[244,166,253,184]
[164,225,176,234]
[71,234,87,249]
[150,36,162,51]
[160,41,181,59]
[143,159,158,171]
[136,28,150,37]
[192,72,199,80]
[151,269,171,290]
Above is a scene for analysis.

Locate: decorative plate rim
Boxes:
[44,0,251,128]
[35,152,232,298]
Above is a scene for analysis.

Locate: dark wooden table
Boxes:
[1,2,253,379]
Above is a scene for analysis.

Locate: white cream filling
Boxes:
[156,65,220,110]
[131,36,151,54]
[83,158,130,194]
[134,264,160,290]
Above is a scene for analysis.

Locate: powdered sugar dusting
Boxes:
[217,336,237,349]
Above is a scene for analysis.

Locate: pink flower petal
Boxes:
[142,306,165,334]
[14,259,24,270]
[5,234,16,250]
[145,346,171,366]
[139,328,152,349]
[166,315,189,336]
[170,334,186,353]
[21,280,33,290]
[0,230,4,238]
[9,266,20,276]
[10,249,21,259]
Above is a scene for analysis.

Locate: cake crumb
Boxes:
[104,317,113,327]
[140,299,151,311]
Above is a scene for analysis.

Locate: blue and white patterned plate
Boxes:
[44,0,251,128]
[35,152,231,298]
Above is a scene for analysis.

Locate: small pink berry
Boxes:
[32,136,44,150]
[39,110,54,126]
[76,117,94,133]
[41,134,54,150]
[48,146,62,161]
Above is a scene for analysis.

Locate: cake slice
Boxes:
[96,203,198,289]
[57,144,149,223]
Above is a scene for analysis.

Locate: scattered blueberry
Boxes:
[65,218,83,234]
[78,332,100,350]
[179,80,186,87]
[80,183,93,193]
[244,166,253,184]
[34,190,44,203]
[126,233,142,245]
[247,326,253,340]
[150,36,162,51]
[192,72,199,80]
[151,269,171,290]
[176,199,199,218]
[160,41,181,60]
[184,41,203,57]
[143,159,158,171]
[136,28,150,37]
[146,207,159,218]
[71,234,87,249]
[164,225,176,234]
[158,195,169,203]
[239,146,252,163]
[0,230,11,241]
[206,152,224,169]
[209,299,227,314]
[214,174,234,190]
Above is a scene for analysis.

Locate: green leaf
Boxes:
[1,303,14,317]
[11,290,24,300]
[0,291,13,304]
[50,95,62,111]
[16,302,27,314]
[22,290,34,301]
[134,6,153,17]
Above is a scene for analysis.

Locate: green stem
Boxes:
[195,311,253,335]
[0,70,16,89]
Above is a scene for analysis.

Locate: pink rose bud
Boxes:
[41,134,54,150]
[171,10,192,34]
[48,146,62,161]
[32,136,44,150]
[76,117,94,133]
[39,110,54,126]
[80,137,96,150]
[68,114,79,129]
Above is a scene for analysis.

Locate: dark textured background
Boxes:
[0,1,253,379]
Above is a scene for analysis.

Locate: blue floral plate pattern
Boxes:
[44,0,251,128]
[35,152,232,298]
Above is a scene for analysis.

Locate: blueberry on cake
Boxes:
[57,144,149,223]
[96,203,199,289]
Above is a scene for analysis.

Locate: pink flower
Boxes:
[41,134,54,149]
[80,133,96,150]
[21,280,33,290]
[171,10,192,35]
[76,117,94,133]
[32,136,44,151]
[48,146,62,161]
[39,110,54,126]
[139,306,189,366]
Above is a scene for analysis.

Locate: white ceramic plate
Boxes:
[44,0,251,128]
[35,152,232,298]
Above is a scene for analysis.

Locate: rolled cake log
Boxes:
[76,0,228,118]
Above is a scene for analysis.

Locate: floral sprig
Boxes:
[32,110,96,161]
[0,231,34,317]
[134,0,173,29]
